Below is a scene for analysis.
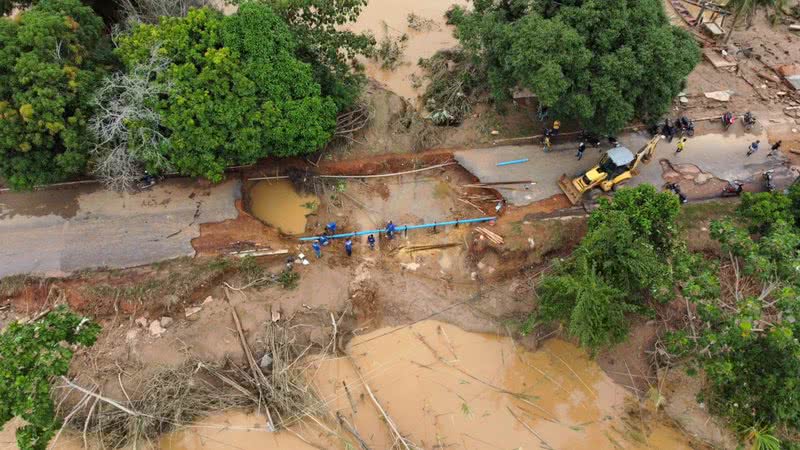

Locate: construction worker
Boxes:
[319,235,330,246]
[747,140,760,157]
[325,221,337,235]
[367,234,376,250]
[552,120,561,136]
[769,140,782,157]
[576,142,586,160]
[344,238,353,257]
[312,240,322,258]
[676,137,687,153]
[543,128,552,152]
[386,221,396,239]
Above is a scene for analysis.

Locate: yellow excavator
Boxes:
[558,136,661,205]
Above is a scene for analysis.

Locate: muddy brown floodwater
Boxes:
[5,322,695,449]
[248,180,319,235]
[348,0,470,102]
[0,322,694,449]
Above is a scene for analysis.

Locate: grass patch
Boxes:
[677,200,738,227]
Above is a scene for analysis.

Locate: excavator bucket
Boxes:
[558,173,584,205]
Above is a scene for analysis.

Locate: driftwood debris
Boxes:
[475,227,504,245]
[231,307,277,431]
[346,355,415,450]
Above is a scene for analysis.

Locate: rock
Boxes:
[148,320,165,337]
[185,306,202,319]
[490,130,500,135]
[793,128,798,133]
[135,317,148,328]
[777,91,788,96]
[160,316,173,328]
[528,238,536,249]
[704,91,732,102]
[695,173,713,184]
[400,262,420,271]
[125,328,139,342]
[202,295,214,305]
[259,353,273,369]
[679,96,689,104]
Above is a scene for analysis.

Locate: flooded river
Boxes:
[248,180,319,235]
[1,321,694,449]
[349,0,469,102]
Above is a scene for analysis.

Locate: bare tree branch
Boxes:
[90,46,173,192]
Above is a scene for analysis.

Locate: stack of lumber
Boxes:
[475,227,504,245]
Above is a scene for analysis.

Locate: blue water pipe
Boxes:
[496,158,528,167]
[298,216,497,242]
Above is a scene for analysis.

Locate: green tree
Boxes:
[232,0,375,111]
[450,0,700,134]
[0,0,108,189]
[0,306,101,450]
[533,185,684,350]
[676,190,800,444]
[115,4,337,181]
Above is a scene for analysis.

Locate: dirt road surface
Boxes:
[0,179,240,278]
[456,129,793,206]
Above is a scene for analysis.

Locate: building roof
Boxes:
[607,147,635,166]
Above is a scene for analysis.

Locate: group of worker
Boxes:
[311,221,397,258]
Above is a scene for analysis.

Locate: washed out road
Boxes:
[0,179,240,278]
[456,130,794,206]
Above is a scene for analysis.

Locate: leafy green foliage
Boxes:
[0,0,108,189]
[672,187,800,443]
[450,0,700,134]
[116,4,337,181]
[0,306,101,450]
[240,0,375,111]
[538,260,632,353]
[534,185,683,350]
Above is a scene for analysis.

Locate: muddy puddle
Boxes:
[348,0,470,102]
[248,180,319,235]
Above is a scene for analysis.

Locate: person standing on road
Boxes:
[747,140,760,157]
[576,142,586,160]
[312,240,322,258]
[676,137,687,153]
[367,234,376,250]
[769,140,782,157]
[344,238,353,257]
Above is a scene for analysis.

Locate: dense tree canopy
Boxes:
[450,0,700,134]
[0,306,101,450]
[534,185,683,352]
[253,0,375,111]
[0,0,108,189]
[116,3,338,181]
[670,193,800,441]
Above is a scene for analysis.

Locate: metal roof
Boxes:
[607,147,635,166]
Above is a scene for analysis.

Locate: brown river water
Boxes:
[348,0,470,102]
[2,321,695,449]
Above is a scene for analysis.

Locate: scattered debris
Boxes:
[401,262,421,271]
[679,96,689,104]
[135,317,148,328]
[202,295,214,305]
[159,317,173,328]
[185,307,202,319]
[259,353,273,370]
[704,90,732,102]
[230,249,289,258]
[475,227,504,245]
[148,320,165,337]
[703,49,737,69]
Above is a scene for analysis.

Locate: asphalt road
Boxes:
[0,179,240,278]
[456,130,793,206]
